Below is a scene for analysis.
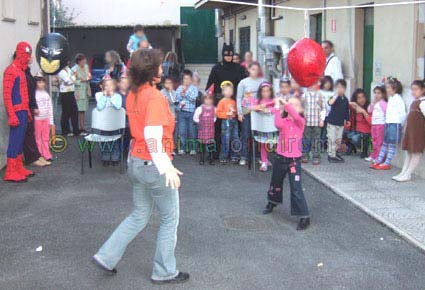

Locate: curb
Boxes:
[302,167,425,253]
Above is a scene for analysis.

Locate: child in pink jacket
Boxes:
[262,97,310,231]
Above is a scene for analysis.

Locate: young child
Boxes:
[126,24,148,55]
[276,79,292,101]
[34,75,55,163]
[371,78,406,170]
[262,97,310,231]
[95,76,123,167]
[327,79,350,163]
[161,77,177,117]
[345,89,371,158]
[176,70,199,155]
[193,92,216,165]
[392,80,425,181]
[301,84,326,165]
[237,62,265,165]
[250,82,277,171]
[217,81,239,164]
[319,76,334,142]
[366,86,387,162]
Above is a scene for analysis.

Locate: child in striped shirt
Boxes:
[34,75,55,162]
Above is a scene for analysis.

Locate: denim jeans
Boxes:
[178,111,196,152]
[101,140,121,161]
[240,114,251,160]
[345,131,371,158]
[94,156,180,280]
[220,118,240,160]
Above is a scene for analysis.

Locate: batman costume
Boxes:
[206,43,246,103]
[206,43,246,159]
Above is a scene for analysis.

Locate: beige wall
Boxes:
[0,0,42,168]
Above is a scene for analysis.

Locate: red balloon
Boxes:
[287,38,327,87]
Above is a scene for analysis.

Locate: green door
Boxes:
[181,7,218,64]
[363,8,374,98]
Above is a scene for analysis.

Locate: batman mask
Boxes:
[36,33,70,75]
[222,43,234,64]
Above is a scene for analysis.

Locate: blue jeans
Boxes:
[240,114,251,160]
[95,156,180,280]
[101,140,121,161]
[220,118,240,160]
[177,111,196,152]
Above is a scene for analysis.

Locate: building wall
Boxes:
[60,0,198,27]
[221,0,425,177]
[0,0,42,168]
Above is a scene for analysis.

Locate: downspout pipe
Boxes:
[257,0,267,68]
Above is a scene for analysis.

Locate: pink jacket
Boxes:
[273,104,305,158]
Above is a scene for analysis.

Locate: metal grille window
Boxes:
[239,26,251,57]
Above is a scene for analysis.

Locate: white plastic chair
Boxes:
[81,106,126,174]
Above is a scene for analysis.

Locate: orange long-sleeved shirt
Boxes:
[216,98,237,119]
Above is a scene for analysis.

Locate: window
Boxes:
[2,0,16,22]
[28,0,40,25]
[229,29,234,45]
[309,13,322,43]
[239,26,251,57]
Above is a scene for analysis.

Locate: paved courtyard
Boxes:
[1,140,425,290]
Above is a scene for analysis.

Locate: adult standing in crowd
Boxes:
[322,40,344,82]
[206,43,246,158]
[105,50,126,81]
[72,53,91,135]
[58,62,79,137]
[162,51,182,90]
[22,54,49,167]
[241,51,254,70]
[92,49,189,285]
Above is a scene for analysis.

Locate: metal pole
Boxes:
[257,0,266,67]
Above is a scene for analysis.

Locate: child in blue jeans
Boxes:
[95,77,123,166]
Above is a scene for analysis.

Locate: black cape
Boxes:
[206,62,246,103]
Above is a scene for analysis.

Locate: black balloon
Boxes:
[36,33,70,75]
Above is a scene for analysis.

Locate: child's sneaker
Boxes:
[178,150,185,155]
[220,160,227,165]
[259,162,268,172]
[302,156,309,163]
[189,150,197,156]
[375,164,392,170]
[239,159,247,166]
[312,158,321,165]
[364,156,373,162]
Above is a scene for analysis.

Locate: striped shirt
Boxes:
[176,85,198,113]
[302,91,326,127]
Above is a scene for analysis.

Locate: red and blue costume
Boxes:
[3,42,34,182]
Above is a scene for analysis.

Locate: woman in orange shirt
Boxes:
[92,49,189,285]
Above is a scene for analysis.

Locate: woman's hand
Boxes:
[165,167,183,189]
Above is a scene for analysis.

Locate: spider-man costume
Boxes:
[3,42,34,182]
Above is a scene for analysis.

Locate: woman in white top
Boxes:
[57,62,79,136]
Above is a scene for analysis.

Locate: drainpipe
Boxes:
[257,0,267,68]
[323,0,327,40]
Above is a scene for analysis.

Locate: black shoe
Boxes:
[91,256,117,275]
[328,156,343,163]
[336,154,345,162]
[220,160,227,165]
[297,218,311,231]
[111,161,119,167]
[262,202,276,215]
[151,272,190,285]
[102,161,110,167]
[199,160,205,165]
[209,159,214,165]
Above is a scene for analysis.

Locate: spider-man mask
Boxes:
[36,33,70,75]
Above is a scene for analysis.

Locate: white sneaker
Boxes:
[364,157,373,162]
[396,175,412,182]
[239,159,247,166]
[189,150,197,156]
[392,172,404,181]
[178,150,185,155]
[67,133,74,137]
[259,162,268,172]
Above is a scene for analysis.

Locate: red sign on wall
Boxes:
[331,19,337,33]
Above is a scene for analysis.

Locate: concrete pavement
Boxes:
[303,155,425,252]
[1,143,425,290]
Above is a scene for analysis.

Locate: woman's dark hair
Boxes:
[134,24,144,33]
[129,49,164,93]
[387,77,403,94]
[411,79,425,90]
[320,76,334,91]
[257,82,274,101]
[373,86,388,102]
[351,88,369,110]
[75,53,86,64]
[335,79,347,89]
